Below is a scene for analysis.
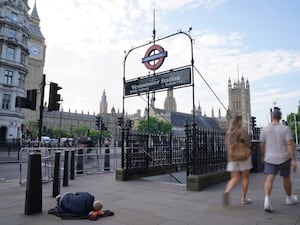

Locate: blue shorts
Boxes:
[264,159,291,177]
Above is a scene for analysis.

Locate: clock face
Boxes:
[29,45,41,57]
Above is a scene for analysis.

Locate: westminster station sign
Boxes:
[125,67,191,96]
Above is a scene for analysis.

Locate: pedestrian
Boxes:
[223,115,253,206]
[56,192,103,216]
[260,108,298,212]
[49,191,114,220]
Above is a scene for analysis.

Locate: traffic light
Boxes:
[251,116,256,128]
[48,82,61,111]
[157,122,161,132]
[26,89,37,110]
[15,96,27,108]
[117,116,123,128]
[15,89,37,110]
[95,116,100,130]
[127,119,133,128]
[101,122,107,130]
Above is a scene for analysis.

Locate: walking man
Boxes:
[260,108,298,212]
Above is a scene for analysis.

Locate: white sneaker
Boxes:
[264,199,274,212]
[286,195,298,205]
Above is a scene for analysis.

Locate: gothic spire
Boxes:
[29,1,44,39]
[31,0,40,21]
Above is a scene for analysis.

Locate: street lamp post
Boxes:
[294,113,298,145]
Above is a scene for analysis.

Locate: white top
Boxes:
[260,123,293,164]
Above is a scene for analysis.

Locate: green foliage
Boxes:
[25,121,111,142]
[25,120,38,138]
[137,116,172,134]
[160,121,172,134]
[51,128,69,139]
[89,129,111,143]
[287,106,300,143]
[72,126,90,138]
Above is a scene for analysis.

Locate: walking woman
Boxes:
[223,115,252,206]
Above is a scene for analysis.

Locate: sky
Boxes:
[28,0,300,127]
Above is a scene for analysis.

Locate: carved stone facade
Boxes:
[0,0,31,139]
[23,1,46,123]
[228,76,251,129]
[164,88,176,112]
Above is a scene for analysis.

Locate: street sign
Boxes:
[125,67,191,96]
[142,44,167,70]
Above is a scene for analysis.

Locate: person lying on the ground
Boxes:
[48,192,113,220]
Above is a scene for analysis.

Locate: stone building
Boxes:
[42,90,123,145]
[148,76,252,132]
[43,109,96,137]
[227,76,251,129]
[0,0,31,140]
[23,1,45,123]
[149,90,221,133]
[164,88,176,112]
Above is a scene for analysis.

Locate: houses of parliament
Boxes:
[0,1,252,141]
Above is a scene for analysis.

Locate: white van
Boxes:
[41,136,50,144]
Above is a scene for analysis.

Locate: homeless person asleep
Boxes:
[48,192,114,220]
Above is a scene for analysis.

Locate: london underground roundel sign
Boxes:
[142,44,168,70]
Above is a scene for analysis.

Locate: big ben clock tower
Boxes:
[24,2,46,123]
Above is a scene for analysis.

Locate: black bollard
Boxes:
[76,149,83,174]
[52,151,61,197]
[76,138,88,174]
[63,150,69,186]
[24,152,42,215]
[70,150,75,180]
[104,139,110,171]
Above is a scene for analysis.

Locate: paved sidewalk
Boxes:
[0,168,299,225]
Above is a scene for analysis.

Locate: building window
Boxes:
[234,101,241,110]
[8,28,17,39]
[10,12,18,23]
[6,47,15,60]
[22,34,27,45]
[21,51,26,64]
[18,72,25,88]
[2,94,11,110]
[4,70,13,85]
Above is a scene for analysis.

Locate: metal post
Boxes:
[52,151,61,197]
[184,121,190,176]
[38,74,45,143]
[70,150,75,179]
[104,140,110,171]
[24,152,42,215]
[294,113,298,145]
[76,148,83,174]
[63,150,69,186]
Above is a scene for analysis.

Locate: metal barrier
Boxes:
[122,132,187,172]
[185,126,226,175]
[0,140,21,161]
[18,146,121,184]
[121,126,226,178]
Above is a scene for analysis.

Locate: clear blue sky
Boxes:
[29,0,300,126]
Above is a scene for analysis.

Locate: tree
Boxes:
[287,105,300,144]
[51,128,69,139]
[89,129,111,143]
[25,120,38,139]
[72,126,90,139]
[137,116,172,134]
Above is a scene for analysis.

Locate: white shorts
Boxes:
[226,156,252,171]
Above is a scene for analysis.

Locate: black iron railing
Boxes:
[0,139,21,161]
[185,125,226,175]
[121,125,226,177]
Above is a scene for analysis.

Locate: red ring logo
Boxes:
[142,45,167,70]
